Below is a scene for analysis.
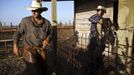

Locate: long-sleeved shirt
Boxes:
[89,14,102,32]
[13,16,51,47]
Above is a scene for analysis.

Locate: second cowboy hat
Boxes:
[96,5,106,13]
[26,0,48,11]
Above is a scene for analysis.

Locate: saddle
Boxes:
[23,38,49,63]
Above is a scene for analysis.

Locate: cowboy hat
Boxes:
[96,5,106,13]
[26,0,48,11]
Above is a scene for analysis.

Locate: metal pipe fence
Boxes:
[57,32,134,75]
[0,39,23,58]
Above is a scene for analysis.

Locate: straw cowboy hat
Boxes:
[26,0,48,11]
[96,5,106,13]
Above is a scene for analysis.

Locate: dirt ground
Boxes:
[0,55,25,75]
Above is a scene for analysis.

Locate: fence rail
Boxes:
[57,32,134,75]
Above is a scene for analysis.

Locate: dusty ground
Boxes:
[0,55,25,75]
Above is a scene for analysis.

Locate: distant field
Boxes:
[57,26,74,43]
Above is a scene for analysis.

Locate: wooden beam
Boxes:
[51,0,57,74]
[52,0,57,25]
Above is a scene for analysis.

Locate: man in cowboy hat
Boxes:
[88,5,106,46]
[87,5,106,75]
[89,5,106,34]
[13,0,51,75]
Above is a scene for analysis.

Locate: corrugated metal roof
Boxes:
[43,0,73,1]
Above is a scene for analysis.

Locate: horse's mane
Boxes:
[101,18,115,45]
[102,18,113,31]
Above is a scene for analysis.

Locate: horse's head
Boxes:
[101,18,117,45]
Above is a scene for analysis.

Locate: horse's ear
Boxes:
[113,23,119,31]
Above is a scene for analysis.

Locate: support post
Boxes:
[51,0,57,74]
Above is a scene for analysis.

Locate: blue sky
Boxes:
[0,0,74,25]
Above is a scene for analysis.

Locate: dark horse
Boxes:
[86,18,117,75]
[101,18,117,45]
